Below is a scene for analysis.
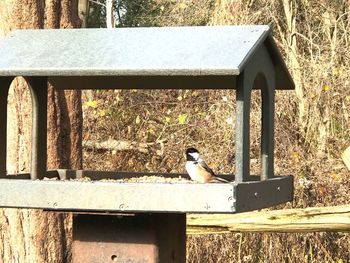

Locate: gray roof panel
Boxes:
[0,26,294,89]
[0,26,270,76]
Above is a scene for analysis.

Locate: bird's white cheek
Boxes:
[189,152,199,160]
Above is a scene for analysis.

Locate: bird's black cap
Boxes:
[186,147,199,154]
[185,147,199,161]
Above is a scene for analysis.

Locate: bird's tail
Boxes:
[209,176,229,183]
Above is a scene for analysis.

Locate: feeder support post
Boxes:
[235,71,252,183]
[235,47,276,182]
[260,66,275,180]
[0,77,13,177]
[26,77,48,180]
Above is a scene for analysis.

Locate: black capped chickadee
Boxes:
[185,147,228,183]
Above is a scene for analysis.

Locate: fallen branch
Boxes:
[83,139,165,154]
[187,205,350,234]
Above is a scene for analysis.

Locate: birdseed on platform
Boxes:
[100,175,192,183]
[43,175,193,183]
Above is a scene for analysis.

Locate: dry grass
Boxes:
[187,232,350,263]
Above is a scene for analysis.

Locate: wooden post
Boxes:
[72,213,186,263]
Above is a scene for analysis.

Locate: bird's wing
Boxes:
[197,158,216,176]
[209,176,229,183]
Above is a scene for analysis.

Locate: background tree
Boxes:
[0,0,85,262]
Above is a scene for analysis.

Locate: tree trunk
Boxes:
[106,0,115,28]
[78,0,89,28]
[0,1,83,262]
[280,0,308,132]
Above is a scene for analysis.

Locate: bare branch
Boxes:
[89,0,105,7]
[83,139,166,155]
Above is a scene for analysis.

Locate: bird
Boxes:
[185,147,229,183]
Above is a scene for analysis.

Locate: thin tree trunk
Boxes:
[0,0,83,262]
[106,0,115,28]
[280,0,308,132]
[78,0,89,28]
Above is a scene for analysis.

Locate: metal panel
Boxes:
[0,26,268,76]
[0,175,294,213]
[235,176,293,212]
[0,179,235,213]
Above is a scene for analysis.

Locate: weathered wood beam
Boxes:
[187,205,350,234]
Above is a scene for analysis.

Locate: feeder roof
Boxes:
[0,25,294,90]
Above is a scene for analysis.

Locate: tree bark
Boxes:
[0,1,83,262]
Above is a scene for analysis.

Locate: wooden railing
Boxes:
[187,205,350,234]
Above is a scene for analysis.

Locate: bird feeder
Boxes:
[0,26,294,262]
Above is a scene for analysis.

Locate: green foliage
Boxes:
[87,1,106,28]
[116,0,162,26]
[177,113,187,125]
[87,0,215,28]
